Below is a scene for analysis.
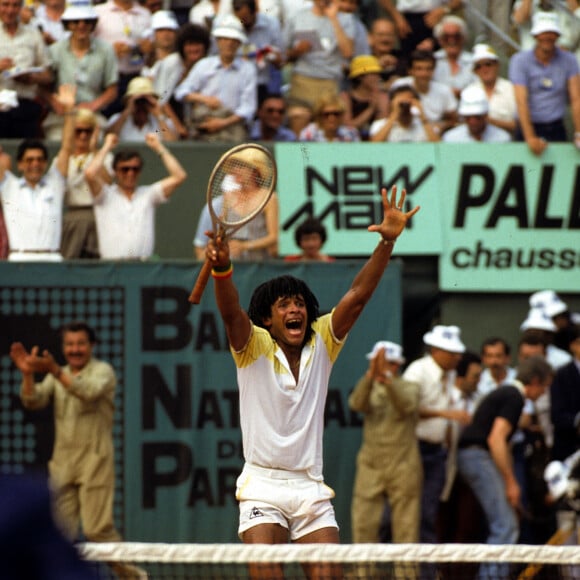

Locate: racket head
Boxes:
[206,143,277,237]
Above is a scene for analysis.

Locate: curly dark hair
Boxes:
[247,275,320,345]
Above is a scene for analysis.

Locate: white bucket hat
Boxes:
[472,43,499,65]
[529,290,568,318]
[212,14,247,43]
[531,11,562,36]
[458,86,489,116]
[544,461,569,500]
[151,10,179,31]
[423,325,466,353]
[61,0,98,21]
[520,307,557,332]
[365,341,405,364]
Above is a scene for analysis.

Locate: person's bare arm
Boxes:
[144,133,187,199]
[512,0,533,26]
[331,186,419,340]
[324,1,354,59]
[567,74,580,147]
[54,84,77,177]
[85,133,118,197]
[488,416,521,509]
[514,84,547,155]
[377,0,411,38]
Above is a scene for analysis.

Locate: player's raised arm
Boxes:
[332,186,419,340]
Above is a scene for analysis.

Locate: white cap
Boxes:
[544,461,569,500]
[531,11,562,36]
[529,290,568,318]
[472,43,499,65]
[520,307,557,332]
[212,14,247,43]
[423,325,466,353]
[151,10,178,31]
[365,341,405,364]
[458,86,489,116]
[61,0,98,21]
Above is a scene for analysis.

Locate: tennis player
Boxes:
[204,185,418,574]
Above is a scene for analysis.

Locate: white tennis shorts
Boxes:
[236,463,338,540]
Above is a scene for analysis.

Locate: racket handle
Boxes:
[189,259,213,304]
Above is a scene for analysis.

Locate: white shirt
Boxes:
[442,123,512,143]
[0,162,65,253]
[466,77,517,124]
[105,113,175,142]
[477,366,517,398]
[93,181,166,259]
[370,116,429,142]
[231,312,344,480]
[396,76,457,122]
[65,152,113,207]
[403,354,456,444]
[397,0,445,12]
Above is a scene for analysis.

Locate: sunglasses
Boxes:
[441,33,462,41]
[117,165,142,174]
[75,127,93,135]
[321,110,343,118]
[474,61,497,70]
[67,19,96,25]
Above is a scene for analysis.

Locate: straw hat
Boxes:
[349,55,382,79]
[423,325,466,353]
[226,147,270,183]
[125,77,158,100]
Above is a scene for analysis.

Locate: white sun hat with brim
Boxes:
[365,341,405,364]
[212,14,247,43]
[423,325,466,353]
[520,307,557,332]
[529,290,568,318]
[61,0,98,21]
[458,86,489,116]
[151,10,179,31]
[544,461,569,500]
[472,43,499,65]
[531,11,562,36]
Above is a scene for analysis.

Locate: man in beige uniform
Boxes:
[349,341,422,543]
[10,321,146,579]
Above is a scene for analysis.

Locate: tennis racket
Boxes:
[188,143,277,304]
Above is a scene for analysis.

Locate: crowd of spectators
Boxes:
[350,290,580,551]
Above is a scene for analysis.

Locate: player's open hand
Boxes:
[368,185,420,243]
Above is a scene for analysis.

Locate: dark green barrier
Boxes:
[0,260,402,543]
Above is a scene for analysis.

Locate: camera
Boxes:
[135,97,150,107]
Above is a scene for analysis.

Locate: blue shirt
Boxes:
[509,47,580,123]
[174,55,257,123]
[249,119,296,142]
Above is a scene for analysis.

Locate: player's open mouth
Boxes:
[286,319,302,330]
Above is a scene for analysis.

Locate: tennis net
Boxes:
[80,542,580,579]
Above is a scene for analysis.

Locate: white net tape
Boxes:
[80,542,580,565]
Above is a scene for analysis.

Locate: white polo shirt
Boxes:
[231,312,345,481]
[1,162,65,256]
[403,354,456,444]
[93,181,166,259]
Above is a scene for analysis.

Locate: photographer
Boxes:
[369,83,439,142]
[105,76,178,141]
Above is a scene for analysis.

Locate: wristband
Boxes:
[212,261,233,278]
[381,238,396,247]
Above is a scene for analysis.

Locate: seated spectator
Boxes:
[33,0,66,45]
[284,217,334,262]
[0,0,53,138]
[94,0,152,117]
[84,132,187,259]
[392,49,458,136]
[283,0,355,109]
[43,0,118,140]
[193,155,279,260]
[509,11,580,156]
[249,94,296,141]
[433,15,475,99]
[286,102,313,138]
[0,85,76,262]
[370,82,439,142]
[141,9,179,77]
[442,86,511,142]
[175,14,257,142]
[233,0,284,103]
[465,43,516,135]
[106,76,179,141]
[341,55,389,141]
[152,22,211,138]
[61,109,114,260]
[368,17,406,90]
[378,0,464,68]
[299,94,360,141]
